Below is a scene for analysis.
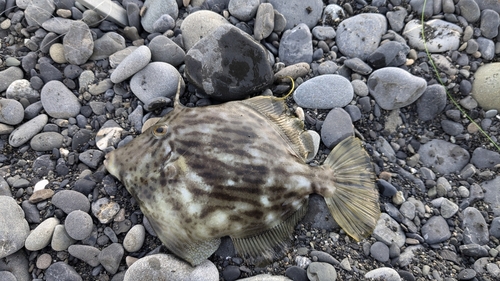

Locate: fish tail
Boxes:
[321,136,380,241]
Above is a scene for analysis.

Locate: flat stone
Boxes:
[416,84,447,121]
[45,262,82,281]
[41,81,81,118]
[268,0,323,30]
[52,190,90,214]
[185,24,273,101]
[140,0,178,33]
[403,19,463,52]
[68,245,101,267]
[8,114,48,147]
[63,20,93,65]
[418,139,470,175]
[253,3,274,41]
[0,196,30,258]
[30,132,64,151]
[0,99,24,125]
[65,210,93,240]
[98,243,124,274]
[472,63,500,111]
[421,216,451,244]
[5,79,39,103]
[24,0,55,27]
[0,67,24,92]
[110,45,151,83]
[279,23,313,65]
[457,0,481,23]
[76,0,128,26]
[123,254,218,281]
[462,207,489,245]
[307,262,337,281]
[25,217,60,251]
[320,108,353,149]
[51,224,76,251]
[228,0,260,21]
[372,213,406,247]
[149,35,185,66]
[78,149,105,169]
[293,74,353,109]
[90,32,126,61]
[365,267,401,281]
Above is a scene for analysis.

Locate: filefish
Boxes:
[104,80,380,266]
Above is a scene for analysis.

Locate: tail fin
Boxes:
[323,136,380,241]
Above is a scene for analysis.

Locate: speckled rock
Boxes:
[0,196,30,258]
[418,139,470,175]
[180,10,230,51]
[471,63,500,111]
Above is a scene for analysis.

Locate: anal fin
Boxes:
[231,199,308,260]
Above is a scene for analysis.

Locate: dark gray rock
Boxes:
[462,207,489,245]
[418,139,470,175]
[320,108,353,149]
[149,35,185,66]
[78,149,105,169]
[99,243,124,274]
[471,148,500,169]
[457,0,481,23]
[279,23,313,65]
[421,216,451,244]
[477,37,495,60]
[152,14,176,33]
[185,25,273,101]
[416,84,447,121]
[52,190,91,214]
[228,0,260,21]
[45,262,82,281]
[253,3,274,41]
[90,32,126,61]
[24,0,55,27]
[480,9,500,38]
[367,41,410,69]
[386,7,407,32]
[441,120,464,136]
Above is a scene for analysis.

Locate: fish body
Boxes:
[104,84,380,266]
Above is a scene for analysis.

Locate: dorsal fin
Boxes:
[231,199,308,260]
[241,96,315,162]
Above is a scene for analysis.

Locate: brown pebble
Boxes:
[467,122,480,134]
[36,253,52,269]
[378,171,393,181]
[28,189,55,203]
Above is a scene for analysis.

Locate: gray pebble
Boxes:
[78,149,105,169]
[228,0,260,21]
[365,267,401,281]
[24,0,54,26]
[441,120,464,136]
[5,79,39,103]
[130,62,183,106]
[123,224,146,252]
[0,196,30,258]
[418,139,470,174]
[185,25,273,101]
[312,26,336,40]
[336,13,387,60]
[152,14,175,33]
[39,60,63,83]
[317,61,338,75]
[457,0,481,23]
[149,35,185,67]
[51,224,76,251]
[471,63,500,111]
[65,210,93,240]
[41,17,73,34]
[403,19,463,52]
[386,7,407,32]
[344,105,361,122]
[30,132,64,151]
[21,200,40,223]
[99,243,124,274]
[63,20,94,65]
[372,213,406,247]
[409,0,434,18]
[307,262,337,281]
[490,217,500,238]
[416,84,447,121]
[370,241,390,262]
[110,45,151,84]
[254,3,274,41]
[344,58,372,75]
[0,99,24,125]
[268,0,322,30]
[320,108,353,149]
[9,114,48,147]
[459,243,489,257]
[477,37,495,60]
[279,23,313,65]
[68,244,101,267]
[41,81,81,118]
[123,254,218,281]
[462,207,489,245]
[0,271,16,281]
[52,190,90,214]
[367,41,409,68]
[0,67,24,92]
[45,262,82,281]
[421,216,451,244]
[480,9,499,38]
[367,67,426,110]
[309,251,339,266]
[351,80,369,97]
[471,147,500,169]
[25,217,60,251]
[293,74,353,109]
[440,198,459,218]
[322,4,345,24]
[90,32,126,61]
[180,10,229,51]
[141,0,178,33]
[92,197,120,224]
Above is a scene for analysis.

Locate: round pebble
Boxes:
[293,74,353,109]
[123,224,146,252]
[320,108,354,149]
[45,262,82,281]
[180,10,229,51]
[52,190,91,214]
[40,81,81,118]
[65,210,94,240]
[25,217,60,251]
[0,99,24,125]
[421,216,451,244]
[279,23,313,65]
[36,253,52,270]
[472,63,500,111]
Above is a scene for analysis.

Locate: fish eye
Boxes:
[152,125,168,137]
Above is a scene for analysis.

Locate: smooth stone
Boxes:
[5,79,39,103]
[293,74,353,109]
[367,67,427,110]
[130,62,183,106]
[441,120,464,136]
[274,62,310,81]
[477,37,495,60]
[365,267,401,281]
[268,0,323,30]
[459,243,489,257]
[78,149,105,169]
[472,63,500,111]
[99,243,124,274]
[149,35,185,66]
[409,0,434,17]
[92,197,120,224]
[185,24,273,101]
[344,58,373,75]
[152,14,175,33]
[403,19,463,52]
[51,224,76,251]
[24,0,55,26]
[30,132,64,151]
[0,196,30,258]
[41,81,81,118]
[36,253,52,269]
[39,60,63,83]
[386,7,407,32]
[421,216,451,244]
[68,245,101,267]
[279,23,313,65]
[457,0,481,23]
[307,262,337,281]
[462,207,489,245]
[418,139,470,174]
[0,67,24,92]
[65,210,93,240]
[490,217,500,238]
[440,198,459,219]
[239,275,292,281]
[123,254,218,281]
[320,109,353,149]
[25,217,60,251]
[52,190,90,214]
[471,148,500,169]
[416,84,447,121]
[0,272,16,281]
[109,46,138,68]
[76,0,128,26]
[312,26,336,40]
[28,189,54,203]
[370,241,390,262]
[49,43,68,64]
[367,41,410,69]
[90,32,126,60]
[110,45,151,83]
[81,9,103,27]
[336,13,387,60]
[140,0,178,33]
[63,20,93,65]
[45,262,82,281]
[41,17,73,34]
[8,114,48,147]
[228,0,260,21]
[372,213,406,247]
[180,10,229,51]
[480,9,500,38]
[253,3,274,41]
[123,224,146,252]
[0,99,24,125]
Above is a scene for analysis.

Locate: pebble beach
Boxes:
[1,0,500,280]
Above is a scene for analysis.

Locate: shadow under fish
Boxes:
[104,79,381,266]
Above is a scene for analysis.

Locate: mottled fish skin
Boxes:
[105,86,380,266]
